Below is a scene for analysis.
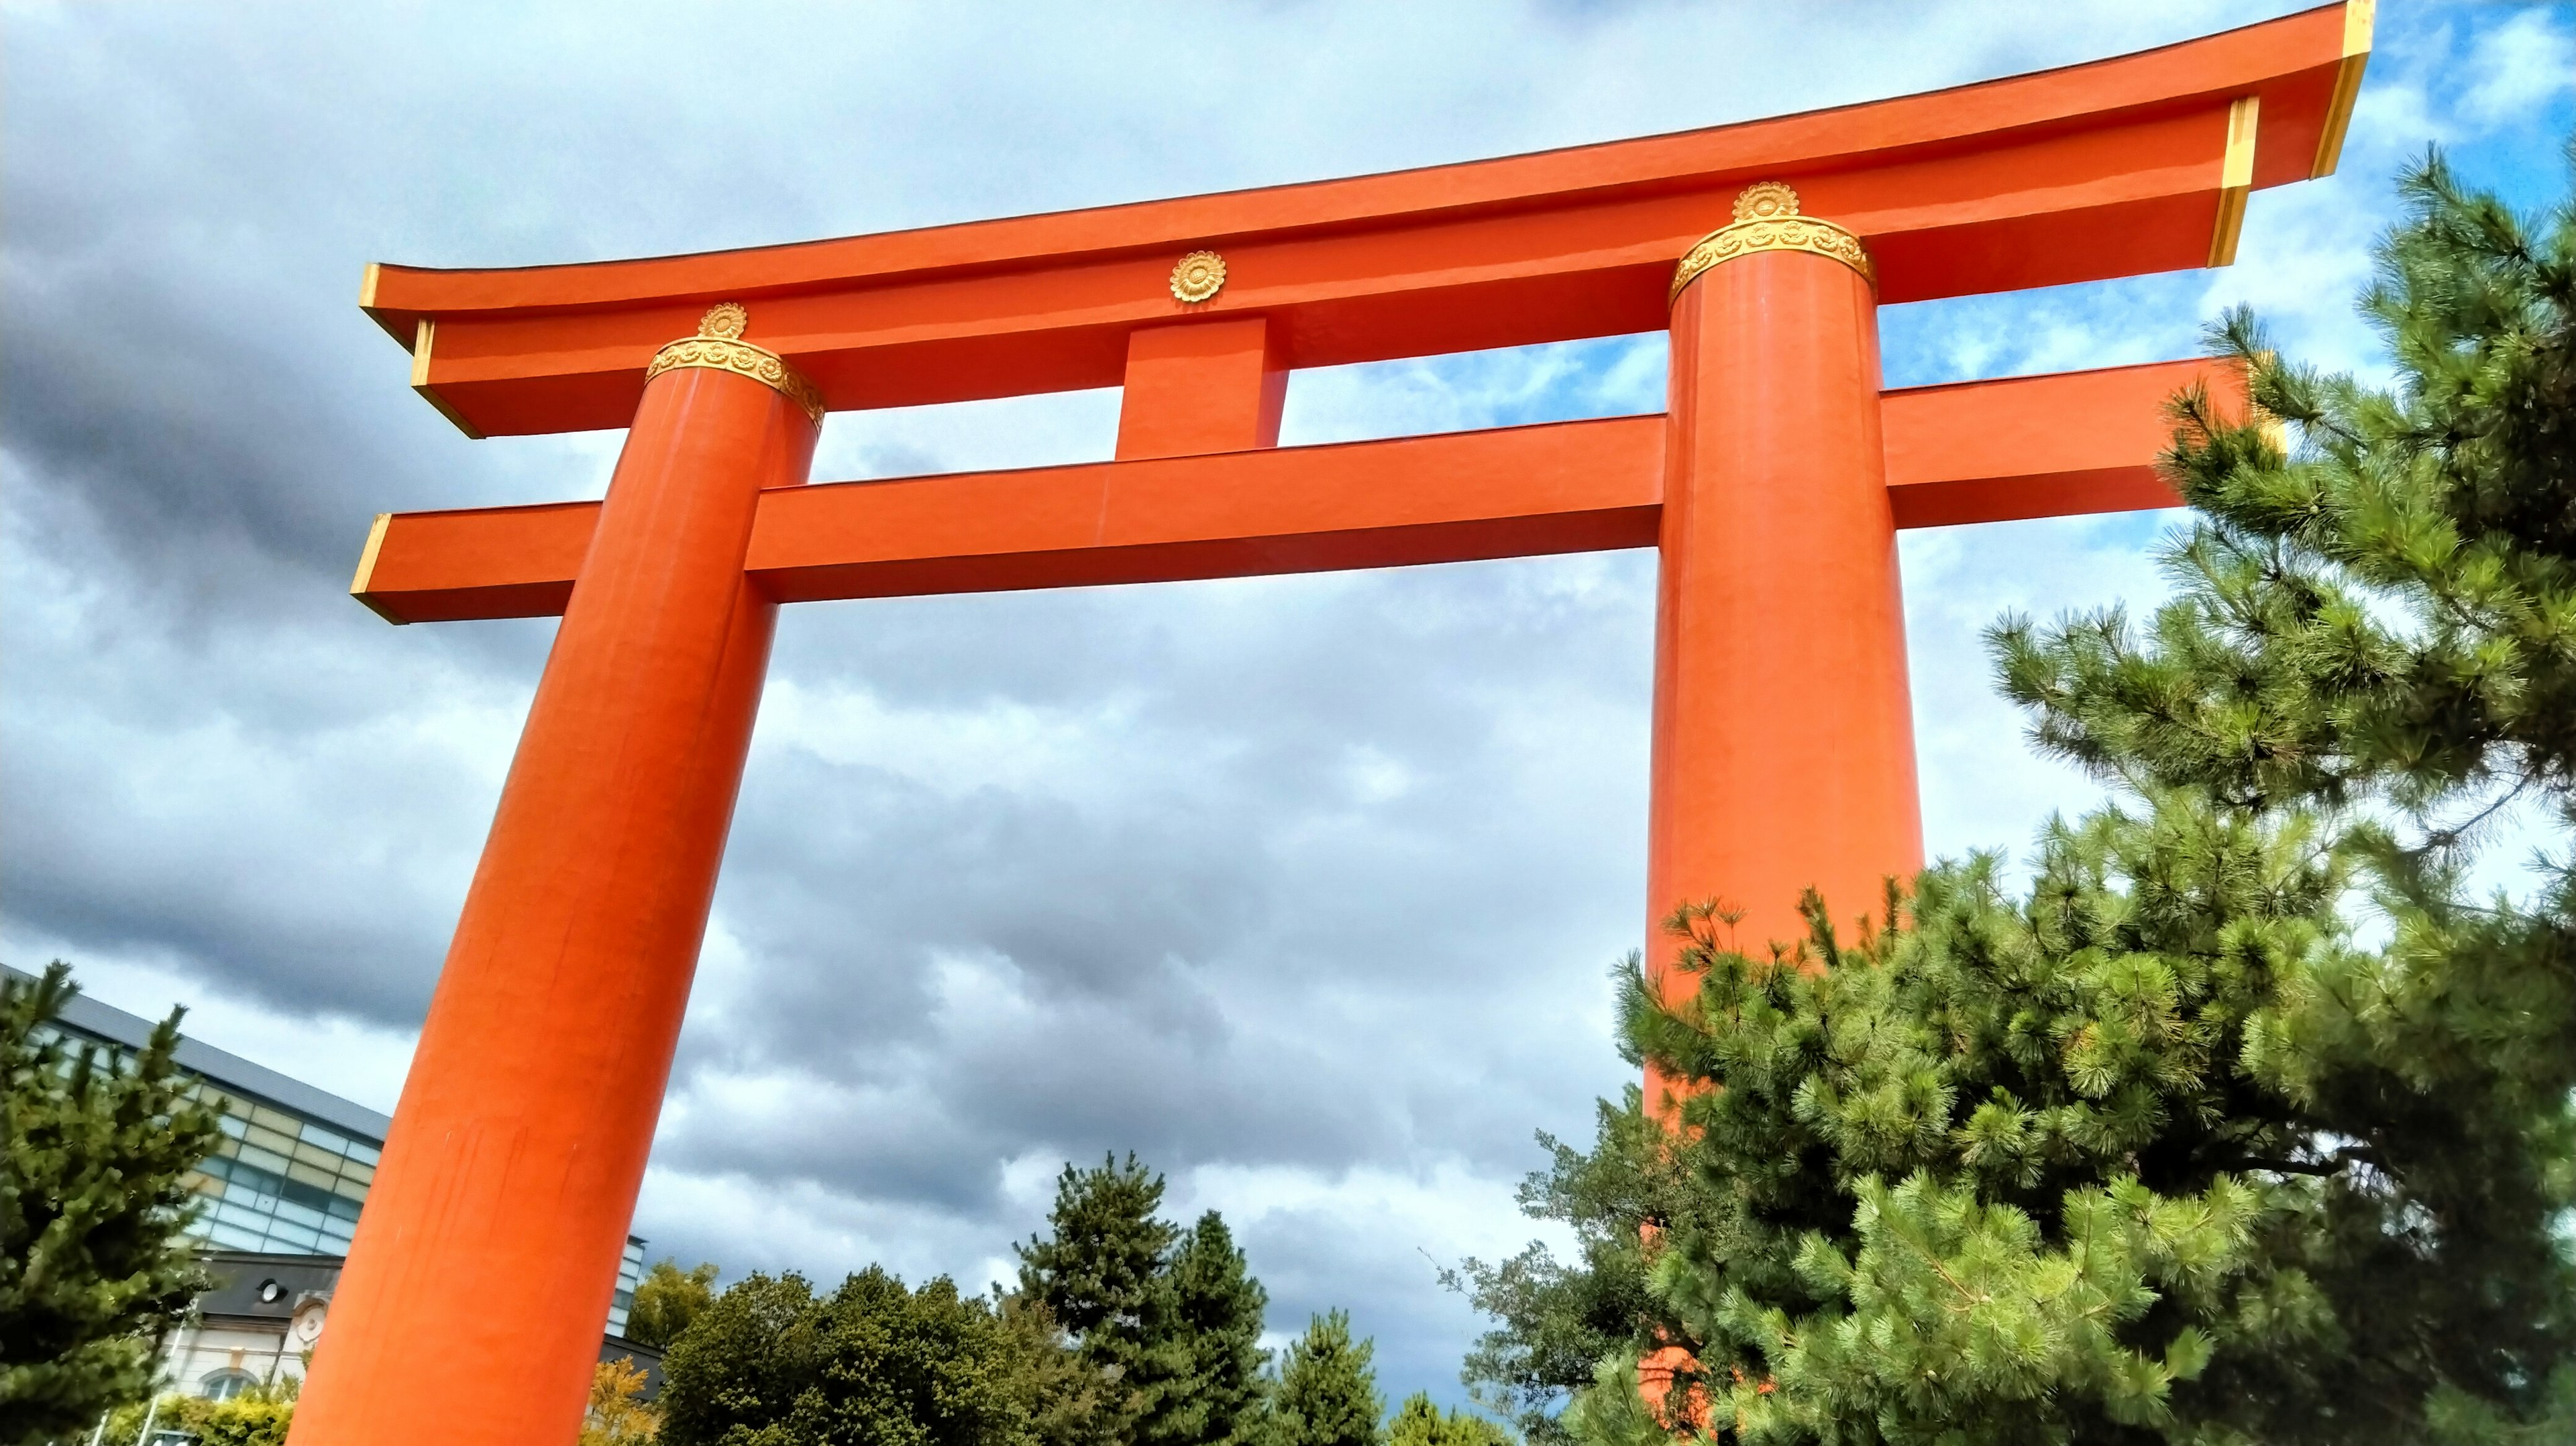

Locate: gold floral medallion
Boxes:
[1170,250,1228,304]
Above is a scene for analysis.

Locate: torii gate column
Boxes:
[292,305,821,1446]
[1644,184,1923,1106]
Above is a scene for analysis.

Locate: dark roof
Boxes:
[3,964,393,1144]
[196,1252,344,1321]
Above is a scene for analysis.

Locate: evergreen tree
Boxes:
[1016,1153,1181,1398]
[1268,1312,1383,1446]
[1489,146,2576,1445]
[1448,1090,1716,1443]
[1386,1393,1510,1446]
[998,1292,1120,1446]
[2,962,220,1446]
[1015,1154,1286,1446]
[659,1268,1038,1446]
[1132,1213,1269,1446]
[625,1256,720,1349]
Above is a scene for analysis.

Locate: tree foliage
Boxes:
[1014,1155,1270,1446]
[2,962,220,1446]
[102,1378,298,1446]
[1268,1311,1384,1446]
[1017,1155,1179,1354]
[628,1258,722,1350]
[1387,1392,1510,1446]
[1476,148,2576,1445]
[659,1268,1040,1446]
[1448,1088,1713,1443]
[654,1153,1295,1446]
[584,1355,662,1446]
[1132,1213,1269,1446]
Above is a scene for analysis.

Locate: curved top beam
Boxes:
[367,1,2369,437]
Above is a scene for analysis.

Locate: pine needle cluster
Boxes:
[2,962,220,1446]
[1499,146,2576,1445]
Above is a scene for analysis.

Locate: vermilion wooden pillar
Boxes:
[1643,184,1923,1109]
[290,307,820,1446]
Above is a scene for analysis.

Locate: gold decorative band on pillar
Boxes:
[645,302,826,425]
[1668,182,1874,304]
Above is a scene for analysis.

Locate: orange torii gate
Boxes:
[292,4,2371,1441]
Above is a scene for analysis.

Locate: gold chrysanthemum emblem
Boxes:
[1170,250,1227,304]
[1732,181,1799,222]
[698,302,749,339]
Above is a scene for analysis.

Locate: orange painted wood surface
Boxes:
[351,359,2238,623]
[1644,243,1921,1109]
[1115,317,1289,459]
[297,365,818,1446]
[367,5,2357,436]
[1881,355,2243,526]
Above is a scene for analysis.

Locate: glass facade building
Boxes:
[15,966,647,1336]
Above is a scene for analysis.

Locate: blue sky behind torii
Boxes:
[2,0,2569,1410]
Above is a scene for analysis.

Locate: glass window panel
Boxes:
[209,1223,266,1251]
[335,1159,375,1186]
[244,1124,298,1156]
[299,1124,353,1156]
[266,1222,323,1254]
[246,1104,301,1133]
[223,1165,283,1201]
[213,1201,268,1229]
[236,1145,289,1174]
[323,1194,362,1222]
[343,1142,381,1166]
[288,1140,343,1172]
[272,1199,327,1229]
[284,1160,337,1190]
[216,1115,248,1141]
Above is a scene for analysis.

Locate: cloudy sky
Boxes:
[4,0,2569,1410]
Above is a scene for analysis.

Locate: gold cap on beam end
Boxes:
[645,303,826,426]
[1669,182,1874,304]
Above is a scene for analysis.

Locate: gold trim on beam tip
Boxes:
[409,318,486,439]
[359,261,380,310]
[2312,0,2375,178]
[1669,182,1873,304]
[349,513,408,625]
[2208,95,2259,268]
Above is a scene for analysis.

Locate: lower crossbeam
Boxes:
[351,357,2239,624]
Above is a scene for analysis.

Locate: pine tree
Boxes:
[1132,1213,1269,1446]
[2,962,220,1446]
[1387,1393,1510,1446]
[1017,1153,1182,1402]
[998,1292,1120,1446]
[1014,1156,1287,1446]
[1493,145,2576,1445]
[1268,1312,1383,1446]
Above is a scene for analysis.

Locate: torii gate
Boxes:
[289,4,2371,1441]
